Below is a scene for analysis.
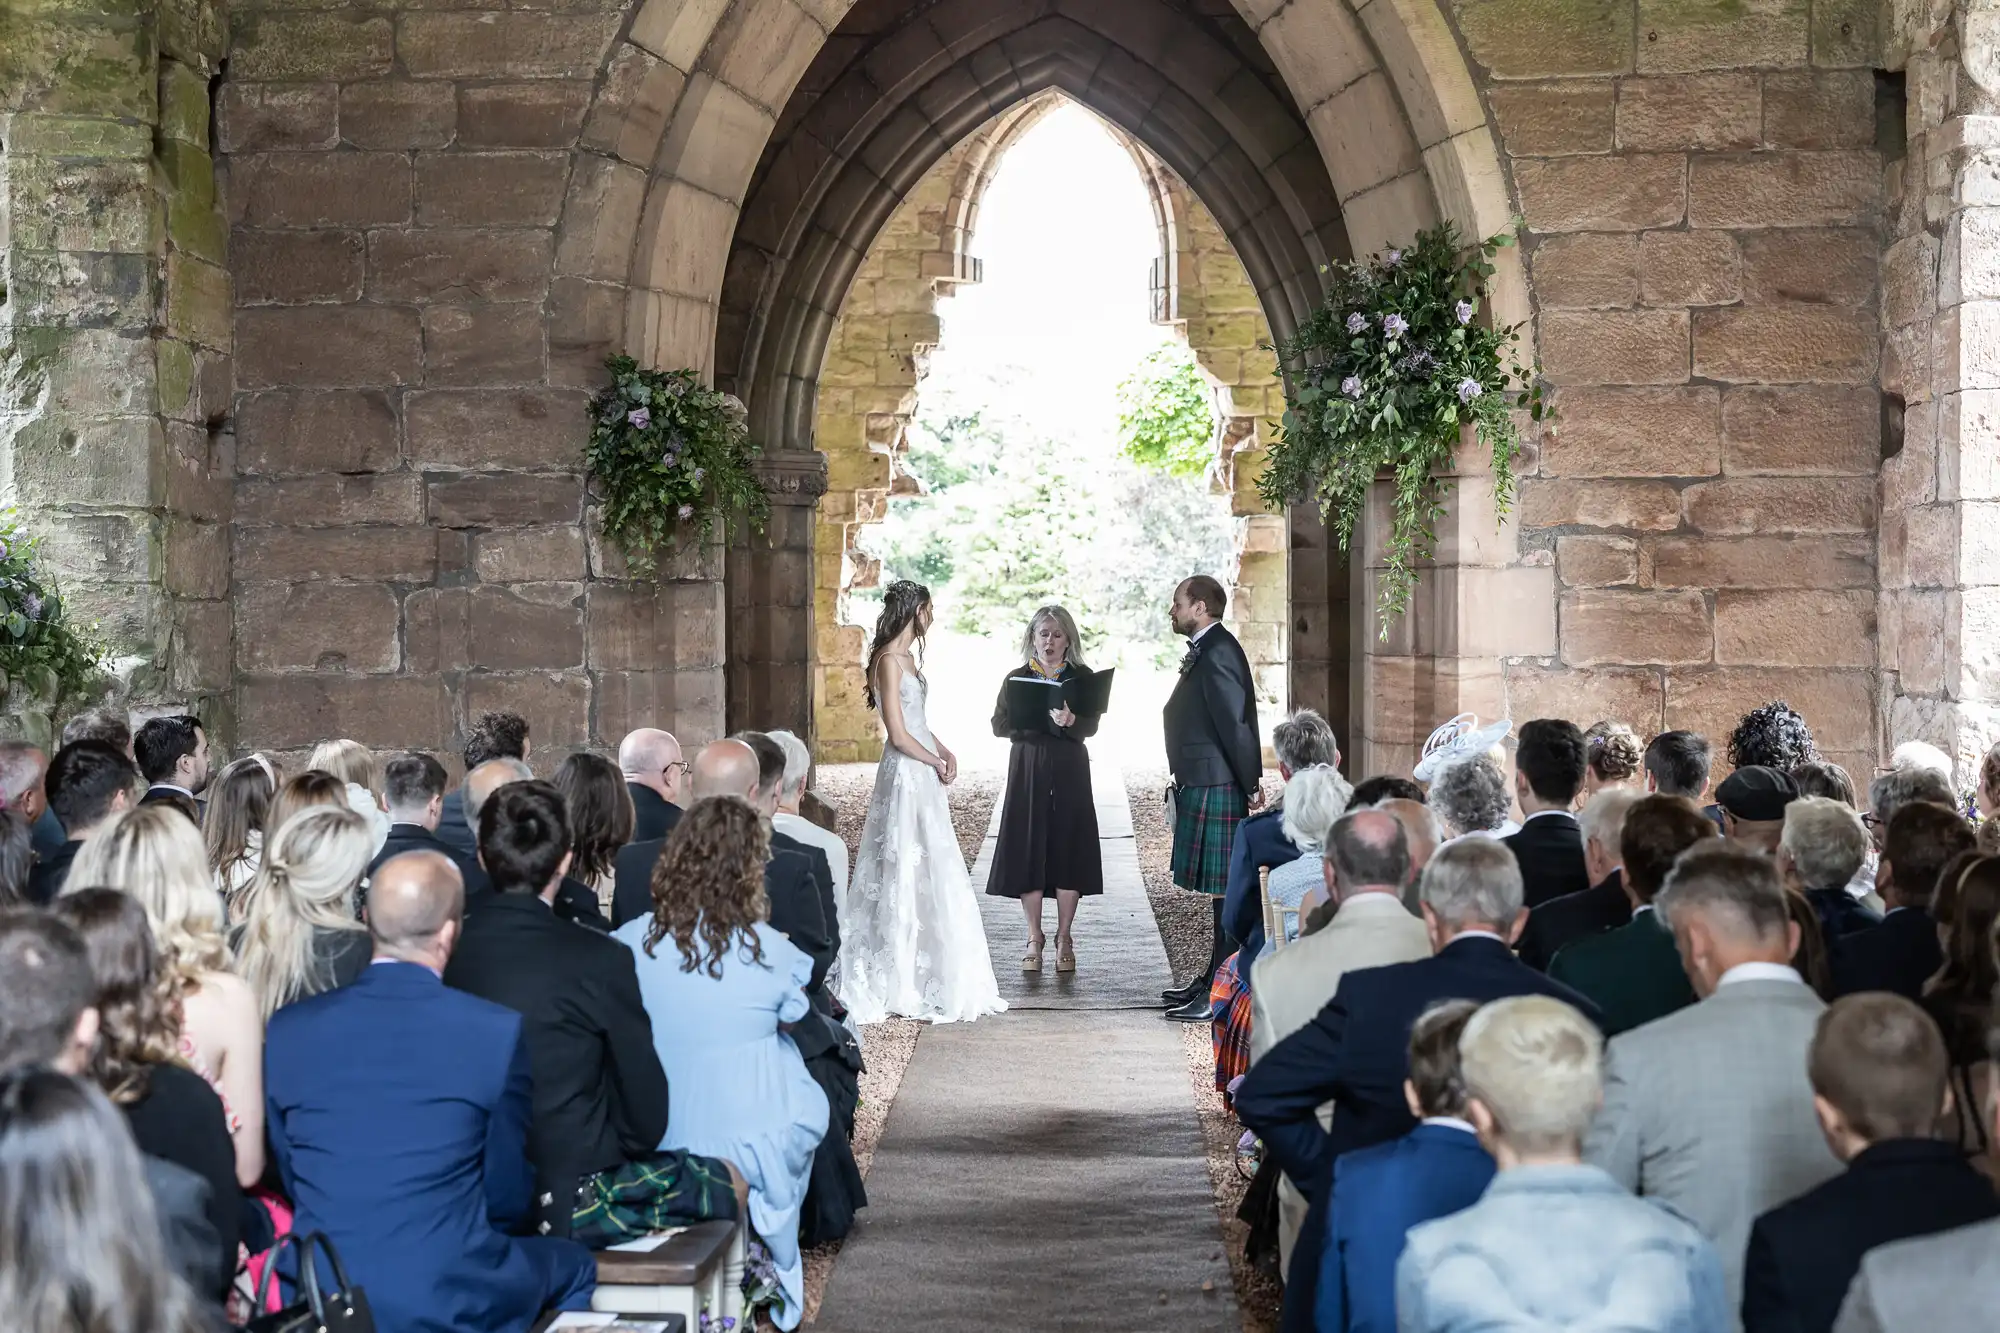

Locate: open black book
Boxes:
[1003,668,1115,730]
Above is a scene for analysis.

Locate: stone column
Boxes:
[726,449,827,742]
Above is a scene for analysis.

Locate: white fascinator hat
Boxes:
[1412,712,1514,784]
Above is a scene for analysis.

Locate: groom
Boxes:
[1162,574,1263,1021]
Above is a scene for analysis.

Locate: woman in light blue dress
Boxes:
[615,796,830,1331]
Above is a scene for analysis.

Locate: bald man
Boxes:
[618,728,686,842]
[265,848,598,1330]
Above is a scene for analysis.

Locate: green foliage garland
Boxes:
[1115,342,1217,480]
[1258,222,1544,630]
[586,356,769,575]
[0,512,104,714]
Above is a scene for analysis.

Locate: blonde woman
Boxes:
[235,805,374,1018]
[66,804,265,1188]
[309,738,391,856]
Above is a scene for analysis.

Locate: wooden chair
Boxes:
[1259,867,1301,954]
[589,1218,744,1325]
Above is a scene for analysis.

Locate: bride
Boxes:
[839,580,1006,1024]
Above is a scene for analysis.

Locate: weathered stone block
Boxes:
[1636,0,1807,73]
[1541,309,1691,384]
[1562,589,1714,665]
[586,583,722,671]
[233,229,364,305]
[1452,0,1635,78]
[217,84,338,153]
[1665,667,1874,752]
[1557,535,1640,586]
[459,673,590,746]
[1487,82,1616,155]
[1687,152,1879,227]
[235,152,412,228]
[428,473,583,527]
[1682,477,1875,533]
[404,390,589,469]
[1693,305,1877,383]
[1520,479,1684,531]
[235,474,428,527]
[1506,665,1667,735]
[236,306,422,389]
[158,0,226,69]
[396,13,623,81]
[1737,228,1877,306]
[169,599,234,695]
[0,17,155,122]
[1616,74,1761,151]
[6,158,154,253]
[159,60,213,147]
[367,229,553,304]
[416,151,569,226]
[472,526,585,582]
[1516,155,1686,232]
[1721,386,1878,474]
[1649,535,1874,588]
[423,305,547,385]
[340,82,456,150]
[236,582,401,673]
[8,251,152,327]
[233,525,438,582]
[3,114,151,159]
[459,82,593,147]
[33,512,160,585]
[1638,230,1740,306]
[1810,0,1882,68]
[236,390,399,476]
[1530,234,1638,308]
[239,675,450,749]
[165,254,231,350]
[1715,589,1874,666]
[231,14,394,82]
[1543,385,1721,476]
[1762,69,1875,149]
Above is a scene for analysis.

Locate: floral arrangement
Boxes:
[586,356,769,575]
[1257,222,1544,628]
[0,512,103,716]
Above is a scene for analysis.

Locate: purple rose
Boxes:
[1340,375,1364,399]
[677,503,695,520]
[691,467,705,484]
[661,448,679,468]
[1455,299,1475,325]
[626,407,651,430]
[1383,313,1408,337]
[22,593,42,620]
[1457,378,1482,404]
[1385,248,1403,266]
[1345,312,1366,335]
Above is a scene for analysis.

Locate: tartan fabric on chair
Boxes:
[1210,952,1254,1098]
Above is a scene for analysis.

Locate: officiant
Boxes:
[988,604,1105,974]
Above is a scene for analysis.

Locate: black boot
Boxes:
[1162,897,1232,1006]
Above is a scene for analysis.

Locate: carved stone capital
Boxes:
[757,450,829,506]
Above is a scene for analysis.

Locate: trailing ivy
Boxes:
[586,356,769,576]
[1258,223,1544,630]
[0,512,104,716]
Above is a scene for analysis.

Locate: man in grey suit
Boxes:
[1834,1020,2000,1332]
[1584,841,1839,1323]
[1248,807,1432,1272]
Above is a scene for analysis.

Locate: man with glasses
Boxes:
[617,728,687,844]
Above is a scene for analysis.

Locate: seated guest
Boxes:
[1503,718,1591,907]
[437,711,532,862]
[0,1067,218,1332]
[1586,841,1841,1313]
[1718,764,1799,855]
[1865,763,1955,853]
[1833,799,1975,1000]
[265,850,595,1328]
[1214,709,1338,991]
[70,805,265,1189]
[1923,853,2000,1173]
[371,752,486,892]
[769,729,849,910]
[1263,764,1353,944]
[1794,759,1885,914]
[1318,999,1492,1332]
[445,781,743,1244]
[469,757,590,924]
[134,714,210,823]
[1429,755,1516,845]
[1516,787,1642,971]
[1249,807,1432,1273]
[62,707,132,755]
[205,754,278,909]
[1399,996,1729,1332]
[0,739,61,860]
[1236,837,1598,1333]
[1550,794,1715,1033]
[618,726,686,843]
[736,732,836,921]
[32,740,138,904]
[1581,720,1644,799]
[49,889,240,1297]
[1787,886,1837,999]
[615,798,830,1331]
[1731,702,1819,773]
[265,770,349,842]
[551,752,635,915]
[235,806,375,1015]
[0,910,223,1300]
[1347,774,1425,808]
[309,738,390,856]
[1781,796,1880,941]
[0,810,30,907]
[1644,728,1713,802]
[1743,993,2000,1333]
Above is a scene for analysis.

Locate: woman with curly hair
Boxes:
[1727,701,1819,773]
[49,889,240,1298]
[1580,721,1644,800]
[1431,756,1518,843]
[614,796,829,1332]
[66,804,265,1189]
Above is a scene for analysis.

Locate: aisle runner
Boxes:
[814,764,1236,1332]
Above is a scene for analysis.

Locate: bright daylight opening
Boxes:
[849,102,1237,773]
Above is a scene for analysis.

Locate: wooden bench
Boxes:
[532,1314,687,1332]
[590,1219,744,1325]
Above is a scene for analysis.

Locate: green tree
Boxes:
[1115,342,1218,480]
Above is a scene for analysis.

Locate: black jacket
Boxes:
[442,892,668,1235]
[370,822,491,908]
[433,787,476,864]
[628,785,682,844]
[1806,885,1882,942]
[125,1063,239,1301]
[1235,935,1601,1333]
[1742,1139,2000,1333]
[140,785,203,823]
[1831,906,1941,1001]
[1162,623,1260,797]
[1516,869,1629,971]
[144,1153,225,1305]
[1503,812,1591,909]
[27,838,81,906]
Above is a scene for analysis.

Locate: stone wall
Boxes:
[1,0,234,737]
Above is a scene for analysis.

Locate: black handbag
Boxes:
[246,1231,375,1333]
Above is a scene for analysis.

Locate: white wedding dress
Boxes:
[839,672,1007,1024]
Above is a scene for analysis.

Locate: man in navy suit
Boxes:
[1501,718,1590,909]
[1317,998,1494,1332]
[1235,836,1600,1333]
[1833,799,1974,1001]
[264,850,595,1332]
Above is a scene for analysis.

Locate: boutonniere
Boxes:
[1178,642,1202,677]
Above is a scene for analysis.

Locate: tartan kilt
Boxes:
[570,1149,739,1248]
[1210,951,1254,1098]
[1171,783,1247,897]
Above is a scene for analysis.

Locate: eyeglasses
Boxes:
[663,761,690,780]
